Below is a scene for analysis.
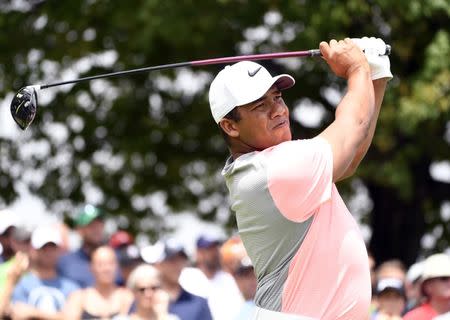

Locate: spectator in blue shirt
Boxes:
[141,240,213,320]
[57,204,122,288]
[11,225,79,319]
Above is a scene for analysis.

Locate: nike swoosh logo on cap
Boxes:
[248,66,262,77]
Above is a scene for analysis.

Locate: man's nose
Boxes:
[270,100,286,118]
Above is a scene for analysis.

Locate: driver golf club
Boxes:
[10,45,391,130]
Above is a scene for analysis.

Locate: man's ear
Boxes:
[219,119,240,138]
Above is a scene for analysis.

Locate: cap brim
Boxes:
[273,74,295,91]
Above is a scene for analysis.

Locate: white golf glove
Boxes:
[352,37,393,81]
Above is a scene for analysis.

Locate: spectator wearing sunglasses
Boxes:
[126,264,179,320]
[140,240,212,320]
[403,253,450,320]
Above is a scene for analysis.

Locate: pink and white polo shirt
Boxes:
[223,137,371,319]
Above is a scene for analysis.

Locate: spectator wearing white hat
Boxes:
[403,253,450,320]
[10,225,79,320]
[371,278,406,320]
[404,260,425,313]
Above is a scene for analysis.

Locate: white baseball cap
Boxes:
[421,253,450,282]
[208,61,295,123]
[31,225,62,249]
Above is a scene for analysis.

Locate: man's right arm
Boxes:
[317,39,375,183]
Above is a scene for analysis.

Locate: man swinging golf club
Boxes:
[209,37,392,319]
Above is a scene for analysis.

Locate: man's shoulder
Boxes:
[59,249,89,264]
[403,303,437,319]
[178,287,208,304]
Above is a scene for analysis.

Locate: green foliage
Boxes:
[0,0,448,260]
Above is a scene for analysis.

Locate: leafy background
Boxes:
[0,0,449,266]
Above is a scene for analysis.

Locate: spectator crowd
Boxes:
[1,205,450,320]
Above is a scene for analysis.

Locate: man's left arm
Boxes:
[336,37,392,181]
[337,78,387,181]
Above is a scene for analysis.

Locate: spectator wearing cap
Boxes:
[371,278,406,320]
[11,225,79,320]
[186,234,243,320]
[403,253,450,319]
[141,240,212,320]
[220,236,257,320]
[404,260,425,313]
[64,246,134,320]
[110,231,142,284]
[57,204,121,288]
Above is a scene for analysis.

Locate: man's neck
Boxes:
[164,282,182,301]
[430,298,450,314]
[135,307,158,320]
[95,283,116,297]
[33,266,57,280]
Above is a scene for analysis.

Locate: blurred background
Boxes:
[0,0,449,266]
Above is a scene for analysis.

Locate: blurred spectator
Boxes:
[188,234,244,320]
[110,230,134,249]
[0,209,18,263]
[64,246,133,319]
[371,278,406,320]
[11,225,78,319]
[0,251,29,318]
[117,244,143,284]
[11,227,32,254]
[368,251,378,314]
[220,236,257,320]
[142,240,212,320]
[404,260,425,313]
[403,253,450,319]
[110,230,142,284]
[371,259,407,317]
[57,205,122,288]
[377,260,407,282]
[0,221,31,291]
[126,264,179,320]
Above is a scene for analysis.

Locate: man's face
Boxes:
[157,253,187,286]
[424,276,450,300]
[79,219,105,248]
[36,243,61,269]
[224,86,291,151]
[377,290,406,317]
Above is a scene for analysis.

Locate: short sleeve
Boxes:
[266,137,333,222]
[12,279,28,303]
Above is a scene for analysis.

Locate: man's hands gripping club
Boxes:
[319,38,371,80]
[351,37,393,80]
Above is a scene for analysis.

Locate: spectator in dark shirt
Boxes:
[141,240,212,320]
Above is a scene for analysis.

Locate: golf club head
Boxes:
[10,86,38,130]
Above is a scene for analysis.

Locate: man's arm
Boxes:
[318,39,375,182]
[336,78,388,181]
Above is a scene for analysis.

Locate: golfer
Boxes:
[208,37,392,320]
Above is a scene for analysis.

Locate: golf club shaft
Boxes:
[40,45,390,90]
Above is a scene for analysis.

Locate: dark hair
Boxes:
[219,107,241,145]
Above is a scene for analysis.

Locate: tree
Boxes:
[0,0,448,263]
